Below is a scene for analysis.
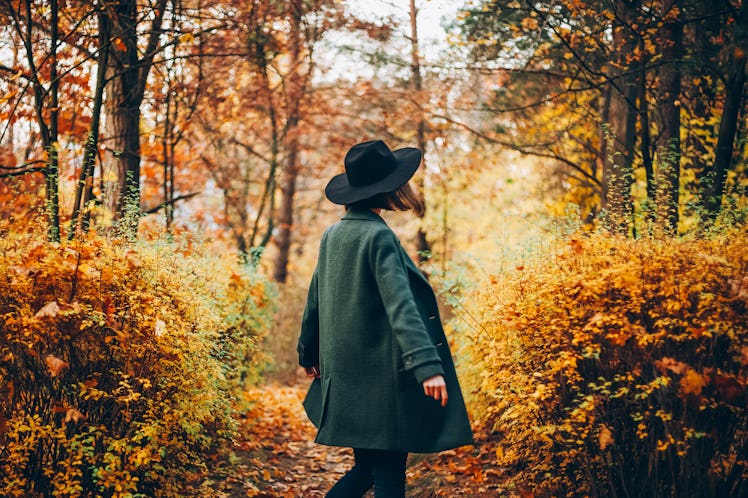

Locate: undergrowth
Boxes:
[0,234,272,497]
[462,230,747,497]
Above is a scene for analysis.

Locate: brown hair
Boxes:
[347,181,425,216]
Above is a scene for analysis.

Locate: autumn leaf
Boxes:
[65,407,87,423]
[495,444,504,461]
[655,356,688,375]
[155,319,166,338]
[77,263,99,280]
[681,369,706,396]
[125,250,142,269]
[569,238,584,254]
[45,354,68,377]
[35,301,61,318]
[598,425,614,451]
[521,17,538,30]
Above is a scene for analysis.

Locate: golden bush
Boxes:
[0,235,271,497]
[465,231,747,497]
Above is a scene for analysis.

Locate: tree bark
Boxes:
[103,0,168,240]
[702,5,747,220]
[162,87,174,233]
[247,51,278,264]
[688,3,720,179]
[47,0,60,242]
[15,0,60,240]
[69,10,110,240]
[273,141,298,283]
[639,50,654,217]
[655,0,683,233]
[273,1,304,283]
[601,0,640,235]
[599,81,612,207]
[409,0,431,263]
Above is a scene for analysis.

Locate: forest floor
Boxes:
[210,383,508,497]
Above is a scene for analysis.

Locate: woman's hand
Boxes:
[422,374,448,407]
[305,365,320,378]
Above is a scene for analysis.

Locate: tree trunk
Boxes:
[602,0,640,235]
[18,0,60,241]
[599,81,612,206]
[103,0,140,237]
[273,2,304,283]
[409,0,431,263]
[689,3,720,179]
[655,0,683,234]
[46,0,60,242]
[639,50,654,217]
[103,0,168,240]
[248,55,278,265]
[69,10,110,240]
[702,5,747,219]
[273,141,298,283]
[162,88,174,234]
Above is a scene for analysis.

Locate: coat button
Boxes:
[404,355,414,366]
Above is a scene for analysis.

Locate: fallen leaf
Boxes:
[45,354,68,377]
[655,356,688,375]
[35,301,60,318]
[155,319,166,338]
[598,425,614,450]
[65,407,86,423]
[681,369,706,396]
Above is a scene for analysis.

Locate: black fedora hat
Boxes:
[325,140,422,205]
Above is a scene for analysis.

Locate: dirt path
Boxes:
[211,384,506,497]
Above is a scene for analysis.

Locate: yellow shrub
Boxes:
[0,235,271,497]
[464,231,747,497]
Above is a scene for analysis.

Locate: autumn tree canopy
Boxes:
[1,0,746,264]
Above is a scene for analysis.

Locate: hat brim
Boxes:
[325,147,422,205]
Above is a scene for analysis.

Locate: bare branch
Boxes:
[0,159,46,170]
[0,166,46,178]
[141,191,200,215]
[431,112,601,187]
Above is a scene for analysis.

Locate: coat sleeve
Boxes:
[370,229,444,384]
[297,267,320,368]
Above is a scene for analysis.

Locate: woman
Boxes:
[297,139,473,497]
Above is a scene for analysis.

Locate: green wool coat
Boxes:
[297,208,473,453]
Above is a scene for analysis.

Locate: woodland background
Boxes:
[0,0,746,496]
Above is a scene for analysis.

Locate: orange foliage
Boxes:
[0,235,272,497]
[462,231,748,497]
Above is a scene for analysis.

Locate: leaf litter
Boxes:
[210,384,507,497]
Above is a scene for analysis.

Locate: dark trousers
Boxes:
[325,448,408,498]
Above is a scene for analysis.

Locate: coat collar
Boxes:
[341,207,388,224]
[340,207,430,285]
